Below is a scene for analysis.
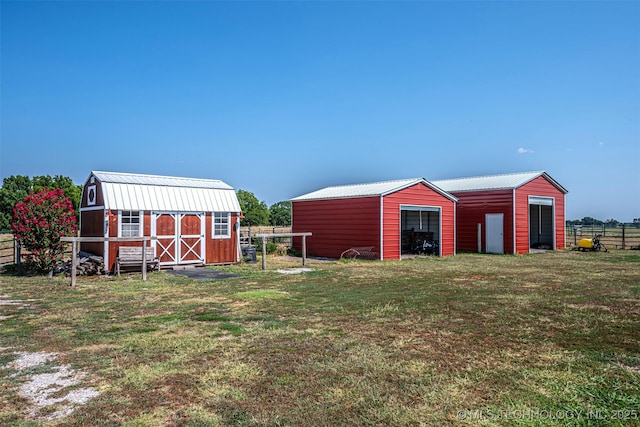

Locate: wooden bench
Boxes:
[116,246,160,276]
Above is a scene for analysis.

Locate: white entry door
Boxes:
[485,213,504,254]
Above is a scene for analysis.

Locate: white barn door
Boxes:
[152,212,205,266]
[178,213,205,264]
[485,213,504,254]
[152,212,178,266]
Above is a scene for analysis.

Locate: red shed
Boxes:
[431,171,568,254]
[291,178,457,260]
[80,171,242,272]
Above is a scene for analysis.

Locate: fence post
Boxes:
[70,240,77,287]
[15,242,21,269]
[622,223,626,250]
[261,237,267,270]
[142,240,147,281]
[302,235,307,267]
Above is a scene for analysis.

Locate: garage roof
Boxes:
[291,178,457,202]
[87,171,241,212]
[431,171,568,194]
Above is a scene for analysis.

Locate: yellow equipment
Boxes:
[575,234,607,252]
[578,238,595,250]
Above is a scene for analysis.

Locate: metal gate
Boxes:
[152,212,205,266]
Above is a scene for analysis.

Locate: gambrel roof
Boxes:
[85,171,241,212]
[431,171,568,194]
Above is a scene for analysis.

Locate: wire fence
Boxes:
[0,231,75,267]
[565,224,640,250]
[239,226,293,247]
[2,223,638,268]
[0,231,16,266]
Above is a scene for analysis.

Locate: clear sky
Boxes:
[1,1,639,221]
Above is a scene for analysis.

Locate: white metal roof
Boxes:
[88,171,241,212]
[92,171,233,189]
[291,178,457,202]
[431,171,568,193]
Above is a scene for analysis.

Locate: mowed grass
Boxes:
[0,251,638,426]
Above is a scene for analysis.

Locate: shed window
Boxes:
[120,211,141,237]
[213,212,230,238]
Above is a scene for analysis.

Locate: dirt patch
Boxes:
[3,351,100,420]
[276,268,314,275]
[0,295,40,320]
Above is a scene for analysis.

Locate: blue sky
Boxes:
[1,1,639,221]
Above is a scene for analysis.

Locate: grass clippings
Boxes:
[0,251,638,425]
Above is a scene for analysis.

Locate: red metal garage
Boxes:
[291,178,457,260]
[79,171,242,272]
[431,171,568,254]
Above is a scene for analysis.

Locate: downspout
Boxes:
[236,215,241,262]
[380,196,384,260]
[512,189,517,254]
[439,208,443,257]
[453,201,457,256]
[552,198,556,250]
[104,209,109,271]
[563,194,567,249]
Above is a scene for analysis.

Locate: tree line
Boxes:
[5,175,635,230]
[0,175,292,231]
[566,217,640,227]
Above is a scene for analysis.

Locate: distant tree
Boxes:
[605,218,620,227]
[269,201,291,226]
[237,189,270,226]
[0,175,81,230]
[12,188,77,276]
[633,218,640,225]
[0,175,32,230]
[580,217,603,226]
[32,175,82,213]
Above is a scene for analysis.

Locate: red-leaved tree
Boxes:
[11,188,77,276]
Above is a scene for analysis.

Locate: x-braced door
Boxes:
[178,213,205,264]
[152,212,178,266]
[152,212,205,266]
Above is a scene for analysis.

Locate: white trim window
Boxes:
[119,210,142,237]
[213,212,231,238]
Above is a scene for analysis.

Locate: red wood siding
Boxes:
[105,211,153,272]
[382,183,456,259]
[105,211,240,271]
[292,197,381,259]
[451,189,514,254]
[204,212,239,264]
[80,210,105,255]
[80,178,104,208]
[515,176,566,254]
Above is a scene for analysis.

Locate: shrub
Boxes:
[250,238,280,255]
[11,188,77,276]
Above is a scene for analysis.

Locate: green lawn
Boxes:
[1,251,638,426]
